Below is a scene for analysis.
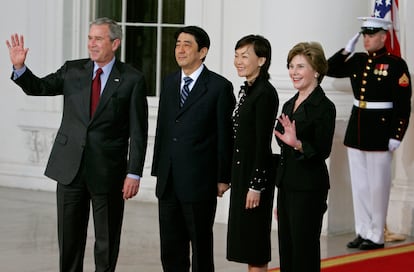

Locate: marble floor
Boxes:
[0,186,412,272]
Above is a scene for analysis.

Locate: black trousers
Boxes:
[56,169,124,272]
[158,180,217,272]
[277,189,328,272]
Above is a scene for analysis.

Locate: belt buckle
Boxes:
[359,101,366,108]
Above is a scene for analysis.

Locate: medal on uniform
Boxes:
[383,64,389,76]
[375,64,389,77]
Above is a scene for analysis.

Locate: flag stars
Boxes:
[376,0,392,6]
[374,0,392,18]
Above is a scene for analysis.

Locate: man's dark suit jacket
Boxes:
[13,59,148,193]
[151,66,235,202]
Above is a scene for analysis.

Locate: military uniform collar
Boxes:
[368,47,388,58]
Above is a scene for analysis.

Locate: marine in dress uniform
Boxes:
[327,17,412,250]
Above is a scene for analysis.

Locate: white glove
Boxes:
[344,32,361,53]
[388,139,401,151]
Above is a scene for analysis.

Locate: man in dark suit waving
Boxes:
[6,17,148,271]
[151,26,235,271]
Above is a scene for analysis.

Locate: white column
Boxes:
[388,0,414,234]
[383,0,414,237]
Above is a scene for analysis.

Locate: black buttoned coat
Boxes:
[327,47,411,151]
[275,86,336,191]
[227,78,279,264]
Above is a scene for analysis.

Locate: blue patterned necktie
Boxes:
[180,76,193,107]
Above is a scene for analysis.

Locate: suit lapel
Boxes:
[80,61,94,123]
[284,95,296,117]
[292,86,325,123]
[171,72,181,110]
[178,68,209,115]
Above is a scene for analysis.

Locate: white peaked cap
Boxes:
[358,16,392,31]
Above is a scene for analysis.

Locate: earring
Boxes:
[314,73,319,78]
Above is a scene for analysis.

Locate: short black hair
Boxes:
[174,25,211,51]
[235,34,272,80]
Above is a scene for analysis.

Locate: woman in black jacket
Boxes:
[274,42,336,272]
[227,34,279,272]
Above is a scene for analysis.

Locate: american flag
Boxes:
[373,0,401,56]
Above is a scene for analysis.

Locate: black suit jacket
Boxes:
[151,66,235,202]
[13,59,148,193]
[275,86,336,191]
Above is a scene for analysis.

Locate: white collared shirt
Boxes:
[93,57,116,95]
[180,64,204,91]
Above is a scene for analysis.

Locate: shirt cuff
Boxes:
[127,173,140,180]
[13,65,27,79]
[248,188,261,193]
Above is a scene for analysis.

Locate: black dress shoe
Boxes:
[347,235,365,248]
[359,239,384,250]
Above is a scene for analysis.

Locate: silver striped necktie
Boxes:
[180,76,193,107]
